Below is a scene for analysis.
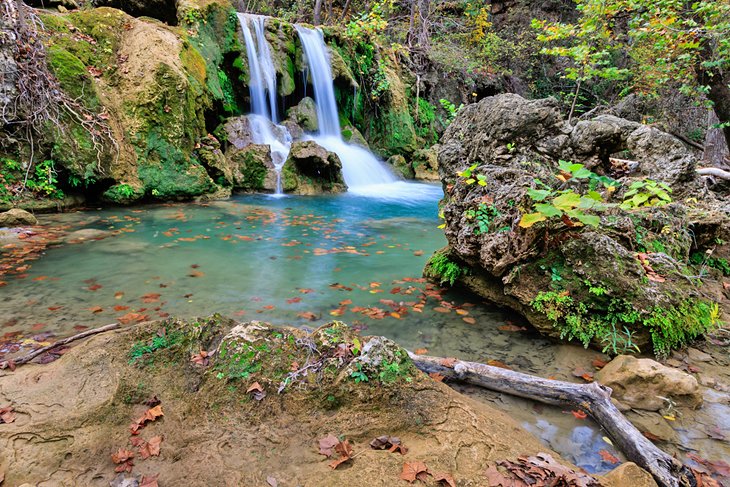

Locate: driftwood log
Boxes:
[0,323,121,369]
[410,352,696,487]
[697,167,730,180]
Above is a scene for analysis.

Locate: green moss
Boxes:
[103,183,145,204]
[424,251,470,286]
[46,46,98,109]
[531,291,722,356]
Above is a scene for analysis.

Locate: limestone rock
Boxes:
[600,462,658,487]
[342,125,369,149]
[413,147,439,181]
[285,97,318,132]
[387,154,414,179]
[432,93,728,353]
[596,355,702,411]
[228,144,277,192]
[222,116,255,150]
[0,208,38,227]
[624,410,679,443]
[282,140,346,194]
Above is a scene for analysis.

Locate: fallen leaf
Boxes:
[328,439,354,469]
[592,358,608,369]
[598,449,620,465]
[130,404,164,434]
[487,359,512,370]
[571,410,588,419]
[433,472,456,487]
[111,448,135,464]
[139,435,163,459]
[462,317,476,324]
[266,476,278,487]
[0,406,16,424]
[413,348,428,355]
[439,357,457,368]
[318,434,339,457]
[140,474,159,487]
[498,324,527,332]
[401,461,429,483]
[429,372,445,382]
[191,350,209,366]
[246,382,263,393]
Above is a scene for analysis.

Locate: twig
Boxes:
[0,322,121,369]
[697,167,730,180]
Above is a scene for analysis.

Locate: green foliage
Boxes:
[619,179,672,210]
[531,291,721,356]
[457,163,487,186]
[533,0,730,111]
[690,251,730,276]
[426,252,470,287]
[520,184,605,228]
[3,159,66,202]
[439,98,463,125]
[129,329,185,364]
[644,301,721,357]
[465,203,501,235]
[350,362,369,383]
[215,341,268,381]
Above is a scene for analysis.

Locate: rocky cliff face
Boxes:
[428,93,729,356]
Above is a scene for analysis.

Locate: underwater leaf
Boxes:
[598,449,620,464]
[519,213,547,228]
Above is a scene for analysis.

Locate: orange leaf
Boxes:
[598,449,620,465]
[487,359,511,370]
[139,436,163,459]
[433,307,451,313]
[413,348,428,355]
[246,382,263,393]
[439,357,457,368]
[433,472,456,487]
[111,448,135,464]
[571,410,587,420]
[429,372,445,382]
[401,461,429,483]
[462,317,476,324]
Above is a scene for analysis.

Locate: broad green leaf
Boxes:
[586,190,603,201]
[519,213,547,228]
[572,167,592,179]
[552,192,581,211]
[575,213,601,227]
[632,193,650,206]
[535,203,562,218]
[527,188,552,201]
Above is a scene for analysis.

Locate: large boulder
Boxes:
[0,208,37,227]
[596,355,702,411]
[282,140,346,194]
[227,144,277,192]
[285,97,318,133]
[429,93,728,355]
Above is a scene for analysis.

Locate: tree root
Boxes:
[410,352,697,487]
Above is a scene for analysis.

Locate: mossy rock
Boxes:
[387,154,413,179]
[285,97,318,132]
[282,141,347,195]
[228,144,277,192]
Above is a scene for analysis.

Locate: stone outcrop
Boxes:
[285,97,318,133]
[0,208,38,227]
[596,355,703,411]
[282,140,346,194]
[429,93,728,355]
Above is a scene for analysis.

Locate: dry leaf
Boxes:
[429,372,445,382]
[318,434,339,457]
[0,406,16,424]
[439,357,457,368]
[401,461,429,483]
[140,474,159,487]
[598,449,620,465]
[433,472,456,487]
[111,448,135,464]
[139,436,163,459]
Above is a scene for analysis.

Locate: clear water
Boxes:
[0,190,634,473]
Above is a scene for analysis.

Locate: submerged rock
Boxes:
[430,93,728,355]
[282,140,346,194]
[387,154,413,179]
[0,208,37,227]
[596,355,702,411]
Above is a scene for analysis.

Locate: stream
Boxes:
[1,190,728,476]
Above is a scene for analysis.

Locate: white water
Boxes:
[238,14,291,195]
[295,25,407,195]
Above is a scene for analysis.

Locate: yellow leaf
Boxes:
[519,213,547,228]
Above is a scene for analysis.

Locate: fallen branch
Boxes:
[0,322,121,369]
[697,167,730,181]
[409,352,696,487]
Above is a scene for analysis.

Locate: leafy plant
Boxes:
[426,252,470,286]
[350,363,369,383]
[520,186,605,228]
[457,163,487,186]
[439,98,463,125]
[619,179,672,210]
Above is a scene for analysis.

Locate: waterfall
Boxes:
[238,13,291,195]
[294,25,398,190]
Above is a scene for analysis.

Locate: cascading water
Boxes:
[238,14,291,195]
[294,25,406,193]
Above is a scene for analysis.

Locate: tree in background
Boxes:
[534,0,730,152]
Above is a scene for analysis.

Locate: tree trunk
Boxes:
[339,0,352,22]
[704,110,730,166]
[706,73,730,153]
[313,0,323,25]
[410,352,697,487]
